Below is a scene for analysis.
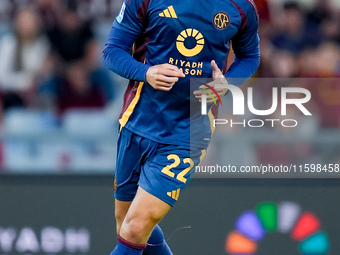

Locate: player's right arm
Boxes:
[102,0,184,91]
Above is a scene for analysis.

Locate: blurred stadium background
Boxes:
[0,0,339,254]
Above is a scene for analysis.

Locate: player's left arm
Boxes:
[225,0,261,86]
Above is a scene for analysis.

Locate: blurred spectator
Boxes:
[320,15,340,44]
[271,50,298,78]
[307,0,336,26]
[39,61,112,116]
[0,7,50,109]
[299,41,340,78]
[47,0,94,64]
[36,0,62,31]
[34,0,117,118]
[303,78,340,127]
[314,42,340,77]
[307,0,340,44]
[271,1,322,53]
[298,48,319,77]
[0,0,119,25]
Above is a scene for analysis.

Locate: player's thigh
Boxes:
[115,128,149,202]
[127,186,171,222]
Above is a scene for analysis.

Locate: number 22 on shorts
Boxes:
[161,154,194,184]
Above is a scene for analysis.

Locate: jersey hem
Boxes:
[124,125,208,149]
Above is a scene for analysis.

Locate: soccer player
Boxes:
[103,0,260,254]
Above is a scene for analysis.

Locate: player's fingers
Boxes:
[199,84,208,89]
[211,60,220,72]
[155,81,176,87]
[214,87,225,92]
[154,85,173,91]
[162,63,181,71]
[211,60,223,78]
[156,75,179,84]
[214,88,229,97]
[159,66,185,78]
[204,88,215,94]
[211,60,222,73]
[194,93,218,102]
[193,90,203,95]
[208,95,219,103]
[197,98,215,103]
[160,69,185,78]
[194,88,214,96]
[218,90,228,97]
[193,90,209,96]
[214,88,226,94]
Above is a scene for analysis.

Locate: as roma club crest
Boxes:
[213,12,230,30]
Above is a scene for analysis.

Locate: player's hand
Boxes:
[146,64,185,91]
[194,60,229,103]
